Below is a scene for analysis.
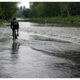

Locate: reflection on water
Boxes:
[12,41,20,53]
[11,41,20,64]
[0,22,80,78]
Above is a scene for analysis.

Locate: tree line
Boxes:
[23,2,80,18]
[0,2,17,20]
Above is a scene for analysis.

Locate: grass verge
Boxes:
[30,16,80,27]
[0,20,6,27]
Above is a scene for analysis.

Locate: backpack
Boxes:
[13,20,18,26]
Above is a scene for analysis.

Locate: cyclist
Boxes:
[11,17,19,39]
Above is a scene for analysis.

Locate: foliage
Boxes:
[0,2,17,20]
[23,8,30,18]
[23,2,80,18]
[30,16,80,26]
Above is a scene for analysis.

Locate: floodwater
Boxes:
[0,21,80,78]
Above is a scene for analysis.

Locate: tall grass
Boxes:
[30,16,80,26]
[0,20,6,27]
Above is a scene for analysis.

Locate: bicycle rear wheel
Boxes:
[13,30,17,40]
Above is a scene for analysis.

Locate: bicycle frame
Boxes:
[13,29,17,40]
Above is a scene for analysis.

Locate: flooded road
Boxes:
[0,21,80,78]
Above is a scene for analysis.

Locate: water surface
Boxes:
[0,21,80,78]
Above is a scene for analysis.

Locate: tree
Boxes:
[24,2,80,18]
[0,2,17,20]
[23,9,30,17]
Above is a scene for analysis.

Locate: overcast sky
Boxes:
[2,0,78,8]
[18,1,30,8]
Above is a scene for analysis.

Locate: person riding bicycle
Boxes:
[11,17,19,39]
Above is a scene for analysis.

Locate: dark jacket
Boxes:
[11,20,19,30]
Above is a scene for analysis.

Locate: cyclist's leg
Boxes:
[14,29,17,39]
[17,28,19,36]
[15,29,18,39]
[12,29,15,39]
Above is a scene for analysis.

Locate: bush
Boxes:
[30,16,80,26]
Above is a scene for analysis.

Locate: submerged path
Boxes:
[0,22,80,78]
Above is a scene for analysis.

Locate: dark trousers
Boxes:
[12,28,19,37]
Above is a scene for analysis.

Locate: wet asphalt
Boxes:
[0,21,80,78]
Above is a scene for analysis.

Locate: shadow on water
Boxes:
[31,47,80,77]
[11,40,20,63]
[31,47,80,61]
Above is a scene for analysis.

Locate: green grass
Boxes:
[0,20,6,27]
[30,16,80,27]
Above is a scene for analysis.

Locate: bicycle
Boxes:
[13,29,18,40]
